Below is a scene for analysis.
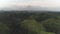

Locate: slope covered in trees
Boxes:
[0,11,60,34]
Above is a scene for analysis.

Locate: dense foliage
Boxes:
[0,11,60,34]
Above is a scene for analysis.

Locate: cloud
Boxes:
[0,0,60,8]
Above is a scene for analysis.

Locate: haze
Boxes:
[0,0,60,11]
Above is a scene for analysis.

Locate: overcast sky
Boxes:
[0,0,60,8]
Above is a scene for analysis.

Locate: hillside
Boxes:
[0,11,60,34]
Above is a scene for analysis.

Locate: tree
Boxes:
[43,18,60,34]
[34,13,51,23]
[0,12,31,34]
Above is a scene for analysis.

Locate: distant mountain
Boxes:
[0,6,60,11]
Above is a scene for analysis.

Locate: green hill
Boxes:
[21,19,55,34]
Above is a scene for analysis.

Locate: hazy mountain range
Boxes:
[0,6,60,11]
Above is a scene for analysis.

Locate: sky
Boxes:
[0,0,60,8]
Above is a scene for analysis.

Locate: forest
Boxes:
[0,11,60,34]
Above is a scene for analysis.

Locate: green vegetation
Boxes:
[0,11,60,34]
[21,19,41,34]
